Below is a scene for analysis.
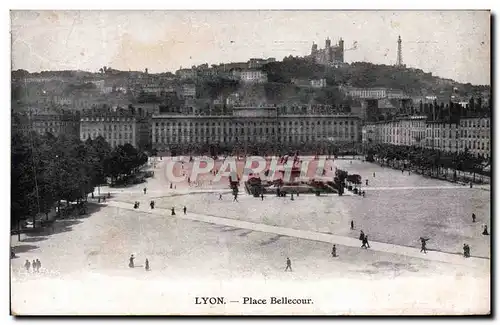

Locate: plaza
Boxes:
[10,157,491,315]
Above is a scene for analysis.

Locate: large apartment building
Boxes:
[362,115,491,159]
[13,108,81,138]
[79,109,151,150]
[152,107,360,152]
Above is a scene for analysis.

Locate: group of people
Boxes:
[129,254,150,271]
[24,259,42,273]
[170,206,187,215]
[133,199,188,216]
[359,230,370,249]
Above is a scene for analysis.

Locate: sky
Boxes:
[11,10,491,85]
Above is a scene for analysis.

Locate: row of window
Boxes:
[423,139,490,151]
[34,121,75,127]
[154,120,357,128]
[380,128,489,140]
[36,128,57,134]
[154,134,357,144]
[461,120,490,128]
[82,118,134,122]
[154,129,355,137]
[82,124,133,132]
[81,132,134,140]
[154,126,354,134]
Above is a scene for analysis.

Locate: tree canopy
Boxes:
[11,127,148,229]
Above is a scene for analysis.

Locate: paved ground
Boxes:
[107,200,489,268]
[10,156,491,315]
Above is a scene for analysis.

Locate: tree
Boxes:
[469,96,475,111]
[11,131,37,231]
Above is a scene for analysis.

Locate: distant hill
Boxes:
[262,57,490,97]
[12,60,490,108]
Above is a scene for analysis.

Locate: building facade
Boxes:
[152,107,360,152]
[180,84,196,99]
[425,122,461,153]
[459,117,491,159]
[176,68,197,80]
[79,110,151,150]
[248,58,276,69]
[310,78,327,88]
[362,116,491,159]
[14,108,81,138]
[240,70,268,83]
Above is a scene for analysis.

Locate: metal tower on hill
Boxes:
[396,35,403,67]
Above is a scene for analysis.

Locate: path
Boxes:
[364,185,470,191]
[106,200,489,268]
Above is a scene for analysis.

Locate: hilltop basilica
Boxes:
[308,37,344,67]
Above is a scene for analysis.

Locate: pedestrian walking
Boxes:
[285,257,292,272]
[291,193,294,201]
[129,254,135,268]
[463,244,470,258]
[24,260,31,272]
[219,193,223,200]
[108,192,111,198]
[331,244,337,257]
[350,220,354,230]
[171,207,176,216]
[359,230,365,241]
[365,179,368,186]
[183,206,187,215]
[420,237,429,253]
[373,172,375,177]
[150,200,155,209]
[361,236,370,249]
[472,213,476,223]
[36,259,41,272]
[32,259,36,272]
[261,193,264,201]
[145,258,150,271]
[144,187,147,194]
[482,225,489,236]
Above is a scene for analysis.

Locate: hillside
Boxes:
[262,57,490,97]
[12,60,490,109]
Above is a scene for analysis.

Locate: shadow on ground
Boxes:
[12,244,38,254]
[260,234,285,246]
[13,203,106,243]
[19,237,48,243]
